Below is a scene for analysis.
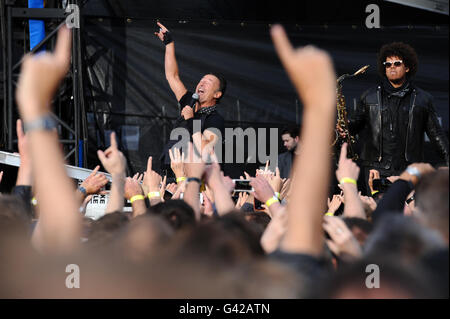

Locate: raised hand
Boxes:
[400,162,435,186]
[159,175,167,200]
[270,24,335,112]
[279,178,291,201]
[250,176,275,203]
[256,160,273,179]
[368,169,380,194]
[243,171,252,180]
[235,191,249,210]
[124,177,144,200]
[132,172,144,184]
[171,180,186,200]
[154,21,169,42]
[184,142,207,180]
[80,165,109,195]
[359,194,377,215]
[268,167,283,194]
[97,132,126,214]
[336,143,366,219]
[202,191,214,217]
[323,216,362,260]
[166,182,178,195]
[16,27,72,122]
[271,24,337,257]
[19,26,81,253]
[97,132,126,176]
[169,147,185,179]
[143,156,162,193]
[327,194,343,215]
[336,143,360,183]
[221,173,235,194]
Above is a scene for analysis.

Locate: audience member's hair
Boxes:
[363,215,445,263]
[86,211,129,247]
[118,214,174,263]
[343,217,373,246]
[244,211,271,237]
[169,212,264,265]
[414,170,449,241]
[0,194,30,237]
[147,200,196,230]
[420,248,449,299]
[320,258,435,298]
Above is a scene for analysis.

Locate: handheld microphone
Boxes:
[177,92,199,122]
[187,92,199,110]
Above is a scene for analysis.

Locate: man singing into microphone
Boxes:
[156,22,226,169]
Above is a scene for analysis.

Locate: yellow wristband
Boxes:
[371,190,379,196]
[340,177,357,186]
[130,194,145,203]
[325,212,334,216]
[275,192,281,200]
[176,177,186,183]
[147,192,161,199]
[265,196,279,208]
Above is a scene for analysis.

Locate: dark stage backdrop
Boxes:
[81,19,449,176]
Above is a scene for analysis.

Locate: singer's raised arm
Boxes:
[155,22,187,101]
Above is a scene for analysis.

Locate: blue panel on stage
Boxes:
[28,0,46,51]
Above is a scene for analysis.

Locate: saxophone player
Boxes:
[337,42,449,195]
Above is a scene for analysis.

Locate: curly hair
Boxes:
[377,42,418,79]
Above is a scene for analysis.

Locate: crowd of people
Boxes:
[0,25,448,299]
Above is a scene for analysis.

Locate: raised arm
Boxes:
[75,165,108,205]
[143,156,163,206]
[15,119,32,187]
[372,163,435,223]
[124,177,147,218]
[204,161,235,216]
[97,132,127,214]
[271,25,336,257]
[16,27,81,253]
[336,143,366,219]
[183,143,206,221]
[12,119,34,215]
[155,22,187,101]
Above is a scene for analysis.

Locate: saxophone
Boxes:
[333,65,370,161]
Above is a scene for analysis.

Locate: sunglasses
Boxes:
[383,60,403,68]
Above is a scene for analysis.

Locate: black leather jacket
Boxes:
[349,82,449,168]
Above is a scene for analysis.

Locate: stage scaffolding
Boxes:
[1,0,88,167]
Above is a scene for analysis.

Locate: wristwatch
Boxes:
[78,186,87,195]
[406,166,421,179]
[23,115,57,133]
[187,177,201,184]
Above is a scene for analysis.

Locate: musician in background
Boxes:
[278,124,301,179]
[155,22,226,170]
[338,42,448,194]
